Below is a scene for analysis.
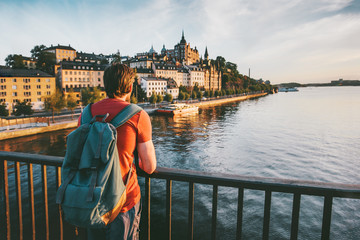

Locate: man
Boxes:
[83,63,157,239]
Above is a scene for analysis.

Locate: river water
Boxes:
[1,86,359,239]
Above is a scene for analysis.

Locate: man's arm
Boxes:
[137,140,157,174]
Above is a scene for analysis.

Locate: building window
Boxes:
[23,78,30,83]
[12,92,17,97]
[46,85,51,89]
[37,91,41,95]
[46,79,50,82]
[46,91,51,95]
[37,98,41,101]
[0,79,6,83]
[36,79,41,82]
[12,85,17,90]
[0,85,6,90]
[12,79,17,82]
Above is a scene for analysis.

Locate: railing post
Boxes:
[211,185,218,240]
[2,160,11,240]
[262,190,272,240]
[236,187,244,240]
[145,177,151,240]
[15,161,23,240]
[56,167,63,240]
[27,163,36,240]
[166,180,172,240]
[291,193,301,240]
[41,164,49,240]
[188,182,194,240]
[321,196,333,240]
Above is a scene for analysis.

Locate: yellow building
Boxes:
[44,44,77,63]
[0,69,56,111]
[22,57,37,69]
[58,61,107,91]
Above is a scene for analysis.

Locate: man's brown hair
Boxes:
[103,63,135,98]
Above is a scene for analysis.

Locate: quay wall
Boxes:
[0,121,77,140]
[191,92,268,107]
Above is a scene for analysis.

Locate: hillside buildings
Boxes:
[130,31,221,94]
[2,31,222,111]
[0,69,56,111]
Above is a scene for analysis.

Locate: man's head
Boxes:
[103,63,135,98]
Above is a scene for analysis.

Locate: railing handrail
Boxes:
[1,151,359,199]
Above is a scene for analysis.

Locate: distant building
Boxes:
[22,57,37,69]
[135,68,154,79]
[44,44,77,63]
[130,58,153,69]
[0,69,56,110]
[200,47,221,91]
[173,31,199,65]
[167,78,179,99]
[186,65,205,87]
[140,77,168,97]
[58,60,108,91]
[153,63,178,84]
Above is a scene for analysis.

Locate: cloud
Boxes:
[0,0,359,83]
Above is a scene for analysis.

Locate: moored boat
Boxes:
[278,87,299,92]
[156,104,199,116]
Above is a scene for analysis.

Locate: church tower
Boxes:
[204,46,209,60]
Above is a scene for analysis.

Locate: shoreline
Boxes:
[0,92,268,140]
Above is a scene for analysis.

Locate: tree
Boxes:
[215,56,226,72]
[66,89,78,119]
[179,85,188,93]
[81,87,104,106]
[184,93,190,100]
[13,100,34,116]
[191,91,197,99]
[0,103,9,117]
[149,92,157,104]
[130,95,138,104]
[30,45,47,59]
[156,94,163,103]
[164,93,173,102]
[37,51,56,74]
[5,54,25,69]
[178,91,185,100]
[44,90,66,122]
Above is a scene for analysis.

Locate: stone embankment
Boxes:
[190,92,267,107]
[0,121,77,141]
[0,92,268,140]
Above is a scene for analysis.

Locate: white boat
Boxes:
[156,104,199,116]
[278,87,299,92]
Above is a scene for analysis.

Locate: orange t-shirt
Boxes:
[78,98,152,213]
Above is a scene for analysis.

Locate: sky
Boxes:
[0,0,359,84]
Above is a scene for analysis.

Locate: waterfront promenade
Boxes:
[0,92,267,140]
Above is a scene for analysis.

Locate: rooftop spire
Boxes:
[180,30,186,44]
[204,46,209,60]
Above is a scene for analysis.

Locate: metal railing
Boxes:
[1,151,360,240]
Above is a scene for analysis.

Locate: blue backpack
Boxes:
[56,103,142,228]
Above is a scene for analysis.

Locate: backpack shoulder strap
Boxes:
[80,104,93,125]
[110,104,143,128]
